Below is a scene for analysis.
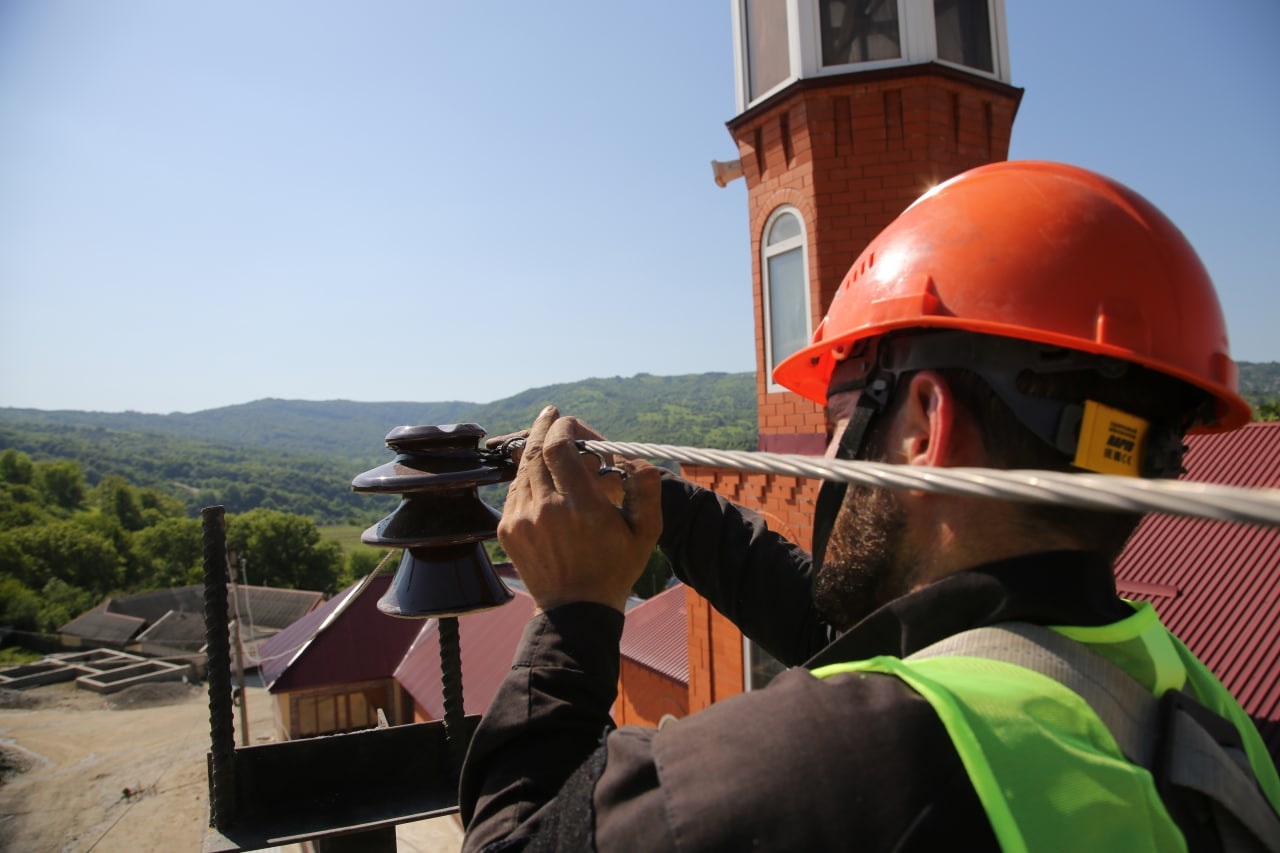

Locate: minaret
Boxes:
[684,0,1023,710]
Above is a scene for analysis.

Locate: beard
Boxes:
[812,484,910,632]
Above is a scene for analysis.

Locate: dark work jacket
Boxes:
[458,474,1136,851]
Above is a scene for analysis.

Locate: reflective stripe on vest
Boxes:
[811,602,1280,852]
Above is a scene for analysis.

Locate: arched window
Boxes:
[762,207,811,390]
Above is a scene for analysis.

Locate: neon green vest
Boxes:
[812,602,1280,853]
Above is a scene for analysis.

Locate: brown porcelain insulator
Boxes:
[352,423,514,618]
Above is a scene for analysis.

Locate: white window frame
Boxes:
[735,0,1011,113]
[919,0,1008,80]
[733,0,805,112]
[761,205,812,394]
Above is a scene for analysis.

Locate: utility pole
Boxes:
[227,550,249,747]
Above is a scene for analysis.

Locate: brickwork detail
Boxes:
[616,661,689,727]
[680,464,822,712]
[738,71,1020,442]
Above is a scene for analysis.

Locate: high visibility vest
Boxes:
[812,602,1280,853]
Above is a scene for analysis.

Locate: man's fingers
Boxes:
[541,416,595,495]
[516,406,558,499]
[484,428,530,449]
[619,461,663,543]
[559,417,614,469]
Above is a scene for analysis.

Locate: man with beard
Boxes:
[459,162,1280,852]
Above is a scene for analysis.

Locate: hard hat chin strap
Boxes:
[810,370,895,571]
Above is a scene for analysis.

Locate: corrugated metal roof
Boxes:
[58,584,324,651]
[59,605,146,646]
[107,587,204,622]
[257,573,422,693]
[1114,422,1280,760]
[135,609,206,650]
[92,584,322,628]
[393,590,536,719]
[256,585,357,687]
[229,585,325,630]
[619,582,688,684]
[393,570,689,720]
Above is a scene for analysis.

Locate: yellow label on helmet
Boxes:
[1073,400,1148,477]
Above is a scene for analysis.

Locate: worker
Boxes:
[459,161,1280,851]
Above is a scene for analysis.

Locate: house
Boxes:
[256,563,696,739]
[395,585,535,723]
[257,570,536,739]
[257,573,423,737]
[616,582,688,727]
[57,583,323,662]
[1113,422,1280,758]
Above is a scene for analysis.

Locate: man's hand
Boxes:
[497,406,663,613]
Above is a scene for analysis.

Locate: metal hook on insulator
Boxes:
[579,446,630,481]
[498,437,629,480]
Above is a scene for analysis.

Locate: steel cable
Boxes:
[581,441,1280,527]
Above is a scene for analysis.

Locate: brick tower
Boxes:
[682,0,1024,711]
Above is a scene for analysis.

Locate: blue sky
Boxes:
[1,1,1277,414]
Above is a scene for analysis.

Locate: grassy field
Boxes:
[0,645,42,665]
[319,523,382,554]
[321,521,509,566]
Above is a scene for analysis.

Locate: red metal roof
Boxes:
[1114,422,1280,760]
[620,582,688,684]
[393,589,536,719]
[258,573,423,693]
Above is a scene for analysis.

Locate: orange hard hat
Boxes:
[772,160,1251,431]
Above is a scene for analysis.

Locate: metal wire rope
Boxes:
[580,440,1280,528]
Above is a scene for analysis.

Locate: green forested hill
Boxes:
[463,372,757,449]
[0,373,757,462]
[1239,362,1280,401]
[0,399,477,462]
[0,421,399,524]
[0,372,756,523]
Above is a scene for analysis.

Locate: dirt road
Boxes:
[0,682,463,852]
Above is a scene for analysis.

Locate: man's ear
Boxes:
[895,370,957,468]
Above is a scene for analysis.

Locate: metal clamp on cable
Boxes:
[499,437,629,480]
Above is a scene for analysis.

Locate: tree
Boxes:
[137,487,187,525]
[93,475,145,531]
[340,546,392,589]
[37,578,96,633]
[0,535,34,582]
[37,460,86,511]
[0,484,51,529]
[0,449,35,485]
[632,547,674,600]
[132,517,204,588]
[226,509,344,592]
[3,519,121,595]
[1254,398,1280,422]
[0,576,41,633]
